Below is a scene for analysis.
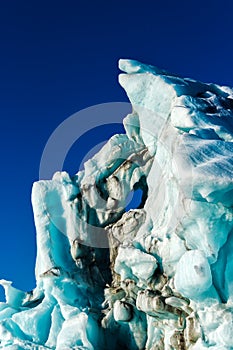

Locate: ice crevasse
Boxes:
[1,59,233,349]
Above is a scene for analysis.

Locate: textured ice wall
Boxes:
[1,59,233,349]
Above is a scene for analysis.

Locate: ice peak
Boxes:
[1,60,233,349]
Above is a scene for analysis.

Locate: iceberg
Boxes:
[1,59,233,349]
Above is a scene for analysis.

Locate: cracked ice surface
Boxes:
[1,59,233,349]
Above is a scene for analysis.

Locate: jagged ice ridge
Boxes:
[1,59,233,349]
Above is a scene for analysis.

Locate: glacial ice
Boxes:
[1,59,233,349]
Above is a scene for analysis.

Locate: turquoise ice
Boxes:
[1,59,233,349]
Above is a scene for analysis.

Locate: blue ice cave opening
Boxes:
[125,188,144,212]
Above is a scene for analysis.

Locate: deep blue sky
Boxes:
[0,0,233,301]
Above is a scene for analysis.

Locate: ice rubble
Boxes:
[1,59,233,349]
